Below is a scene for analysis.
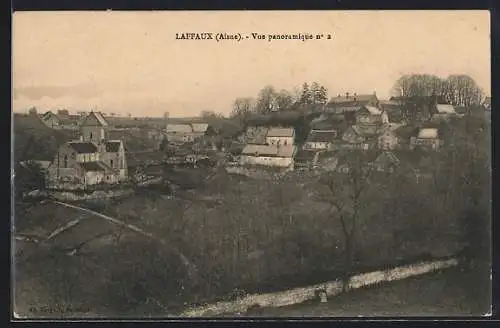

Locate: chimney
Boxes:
[346,92,350,99]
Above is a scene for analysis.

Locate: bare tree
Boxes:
[231,97,254,126]
[274,89,295,111]
[255,85,278,114]
[446,75,484,107]
[317,151,376,290]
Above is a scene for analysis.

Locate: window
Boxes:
[63,155,68,167]
[90,132,93,140]
[284,140,287,146]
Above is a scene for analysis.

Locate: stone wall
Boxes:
[177,257,459,317]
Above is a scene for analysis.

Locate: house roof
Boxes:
[379,100,400,107]
[79,161,115,172]
[19,160,52,170]
[329,94,376,105]
[362,105,383,115]
[417,128,438,139]
[41,111,59,120]
[105,141,121,152]
[68,142,98,154]
[266,127,295,138]
[295,149,317,162]
[166,124,193,133]
[435,104,456,114]
[191,123,209,133]
[306,130,338,143]
[241,144,296,158]
[81,112,109,127]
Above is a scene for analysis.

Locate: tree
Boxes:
[28,107,38,116]
[15,161,46,200]
[299,82,313,105]
[230,97,254,126]
[274,89,295,111]
[445,75,484,107]
[316,151,378,290]
[255,85,278,114]
[311,82,328,106]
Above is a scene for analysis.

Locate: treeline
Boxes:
[392,74,485,107]
[230,82,329,126]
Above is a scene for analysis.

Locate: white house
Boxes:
[265,127,295,146]
[239,144,297,169]
[431,104,457,121]
[410,128,441,151]
[304,130,338,150]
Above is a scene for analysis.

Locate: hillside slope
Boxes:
[13,114,75,162]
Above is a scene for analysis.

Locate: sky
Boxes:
[12,10,490,117]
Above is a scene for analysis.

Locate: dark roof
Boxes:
[68,142,98,154]
[105,141,121,152]
[329,94,376,105]
[295,149,316,162]
[306,131,338,143]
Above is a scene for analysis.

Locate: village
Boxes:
[15,90,491,198]
[13,79,491,318]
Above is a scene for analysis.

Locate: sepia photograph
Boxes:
[12,10,491,318]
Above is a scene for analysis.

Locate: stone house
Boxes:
[339,125,378,150]
[46,112,128,189]
[165,123,209,143]
[265,127,295,146]
[356,105,389,126]
[326,92,379,114]
[239,144,297,169]
[410,128,442,151]
[430,104,458,121]
[303,130,338,150]
[166,124,196,143]
[40,111,61,129]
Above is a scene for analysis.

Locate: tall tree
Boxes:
[316,151,378,290]
[299,82,313,105]
[255,85,278,114]
[231,97,254,126]
[445,75,484,107]
[274,89,295,111]
[311,82,328,105]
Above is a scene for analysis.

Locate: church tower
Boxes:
[79,111,109,143]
